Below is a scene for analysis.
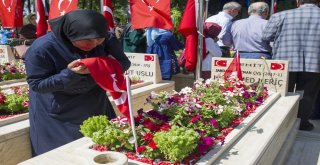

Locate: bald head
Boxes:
[248,2,269,19]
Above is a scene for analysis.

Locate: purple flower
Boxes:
[210,118,218,128]
[146,110,169,121]
[10,67,17,73]
[243,91,250,99]
[250,92,257,97]
[245,102,253,108]
[200,136,215,146]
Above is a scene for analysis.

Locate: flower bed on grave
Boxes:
[0,62,26,82]
[0,86,29,120]
[80,77,268,165]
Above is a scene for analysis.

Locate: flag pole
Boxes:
[195,0,204,80]
[270,0,275,15]
[125,75,138,152]
[205,0,209,19]
[100,0,103,14]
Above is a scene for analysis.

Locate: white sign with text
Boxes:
[0,45,15,63]
[125,53,162,84]
[211,57,289,96]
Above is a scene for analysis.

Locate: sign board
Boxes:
[211,57,289,96]
[0,45,15,63]
[125,53,162,84]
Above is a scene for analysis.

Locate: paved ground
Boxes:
[285,120,320,165]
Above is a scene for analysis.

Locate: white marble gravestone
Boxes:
[125,53,162,84]
[0,45,16,63]
[211,57,289,96]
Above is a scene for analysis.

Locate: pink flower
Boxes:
[22,101,29,107]
[210,118,218,128]
[190,115,202,123]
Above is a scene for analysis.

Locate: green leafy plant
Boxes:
[0,86,29,114]
[153,126,200,162]
[80,115,110,138]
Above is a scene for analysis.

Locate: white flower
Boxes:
[215,105,224,114]
[128,136,136,144]
[123,129,129,134]
[180,87,192,95]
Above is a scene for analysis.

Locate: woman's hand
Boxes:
[68,59,90,74]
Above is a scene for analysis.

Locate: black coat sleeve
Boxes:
[104,34,131,72]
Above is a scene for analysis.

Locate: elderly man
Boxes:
[263,0,320,131]
[205,2,241,57]
[230,2,272,59]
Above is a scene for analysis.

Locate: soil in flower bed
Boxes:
[0,112,26,120]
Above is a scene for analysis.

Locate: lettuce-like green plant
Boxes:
[153,126,200,162]
[80,115,110,138]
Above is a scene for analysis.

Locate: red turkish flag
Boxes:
[48,0,78,20]
[103,0,114,32]
[270,63,285,70]
[130,0,173,30]
[80,56,130,121]
[178,0,198,71]
[224,51,243,80]
[36,0,48,37]
[0,0,23,28]
[144,55,154,61]
[214,60,227,67]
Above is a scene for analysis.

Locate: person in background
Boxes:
[24,9,131,156]
[262,0,320,131]
[113,17,123,42]
[230,2,272,59]
[19,13,37,45]
[205,2,241,57]
[146,28,183,80]
[202,22,222,80]
[122,20,146,53]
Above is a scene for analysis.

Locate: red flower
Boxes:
[231,117,243,127]
[136,146,146,153]
[142,118,161,132]
[160,122,171,131]
[190,115,202,123]
[148,140,157,150]
[0,94,6,104]
[143,133,154,143]
[220,127,233,136]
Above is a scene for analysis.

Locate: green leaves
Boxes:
[80,115,109,138]
[154,126,199,162]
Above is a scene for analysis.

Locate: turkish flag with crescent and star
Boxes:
[36,0,48,37]
[48,0,78,20]
[130,0,173,30]
[178,0,198,71]
[224,51,243,80]
[103,0,115,32]
[0,0,23,28]
[270,63,285,70]
[80,56,130,121]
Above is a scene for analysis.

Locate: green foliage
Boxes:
[6,93,28,112]
[80,115,110,138]
[153,126,200,162]
[91,125,133,150]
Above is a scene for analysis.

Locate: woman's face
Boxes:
[72,38,105,51]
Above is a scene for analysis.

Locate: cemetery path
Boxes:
[285,120,320,165]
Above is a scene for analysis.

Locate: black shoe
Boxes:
[299,121,314,131]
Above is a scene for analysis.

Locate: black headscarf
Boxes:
[49,9,108,43]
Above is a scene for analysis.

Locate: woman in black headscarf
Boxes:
[24,9,131,156]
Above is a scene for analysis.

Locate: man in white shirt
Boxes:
[231,2,272,59]
[205,2,241,57]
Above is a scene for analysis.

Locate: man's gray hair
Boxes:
[223,2,242,11]
[248,2,269,15]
